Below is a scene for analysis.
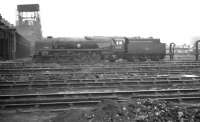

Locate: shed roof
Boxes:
[17,4,39,12]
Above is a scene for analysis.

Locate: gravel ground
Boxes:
[1,99,200,122]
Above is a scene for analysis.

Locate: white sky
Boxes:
[1,0,200,45]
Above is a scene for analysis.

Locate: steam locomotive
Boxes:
[33,36,166,63]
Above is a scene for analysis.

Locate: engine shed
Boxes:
[0,14,31,60]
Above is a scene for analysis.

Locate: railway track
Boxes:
[1,60,200,112]
[1,88,200,111]
[0,69,199,79]
[1,75,200,111]
[1,70,199,85]
[0,62,25,68]
[39,60,200,66]
[1,60,200,69]
[1,61,200,74]
[1,76,200,90]
[2,62,200,68]
[0,63,200,73]
[0,69,199,77]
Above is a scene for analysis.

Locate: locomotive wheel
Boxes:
[69,52,102,63]
[76,53,87,63]
[126,56,134,62]
[150,56,159,61]
[35,51,103,63]
[138,56,146,62]
[90,52,101,63]
[124,55,139,62]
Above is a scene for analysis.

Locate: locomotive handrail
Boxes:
[195,40,200,61]
[169,42,176,61]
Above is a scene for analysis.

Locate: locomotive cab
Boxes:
[106,38,127,61]
[112,38,126,52]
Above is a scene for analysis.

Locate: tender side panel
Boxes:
[127,39,165,55]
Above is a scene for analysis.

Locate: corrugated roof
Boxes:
[17,4,39,12]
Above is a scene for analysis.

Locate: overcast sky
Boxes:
[1,0,200,45]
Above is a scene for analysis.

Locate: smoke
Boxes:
[191,36,200,46]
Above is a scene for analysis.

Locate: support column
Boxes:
[12,30,16,59]
[8,31,10,59]
[5,31,8,59]
[3,31,6,59]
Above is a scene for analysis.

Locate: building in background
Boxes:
[16,4,42,55]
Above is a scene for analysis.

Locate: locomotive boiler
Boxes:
[33,36,166,63]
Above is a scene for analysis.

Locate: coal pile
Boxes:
[51,98,200,122]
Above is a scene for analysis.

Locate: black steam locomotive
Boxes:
[33,36,166,63]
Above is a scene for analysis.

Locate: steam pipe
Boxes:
[195,40,200,61]
[169,42,176,61]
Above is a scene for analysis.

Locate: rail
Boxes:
[1,88,200,111]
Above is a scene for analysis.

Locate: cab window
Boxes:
[113,39,125,49]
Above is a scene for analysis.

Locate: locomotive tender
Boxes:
[33,36,166,63]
